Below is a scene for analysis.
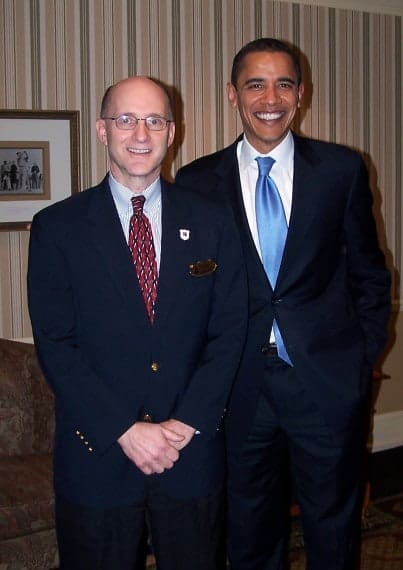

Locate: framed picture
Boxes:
[0,141,50,200]
[0,110,80,231]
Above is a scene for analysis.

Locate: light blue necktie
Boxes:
[255,156,292,365]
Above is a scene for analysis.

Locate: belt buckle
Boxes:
[268,343,278,357]
[262,342,278,357]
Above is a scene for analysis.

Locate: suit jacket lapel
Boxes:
[214,141,270,290]
[153,180,192,329]
[87,177,148,319]
[277,135,322,289]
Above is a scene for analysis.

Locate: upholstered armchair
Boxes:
[0,338,58,569]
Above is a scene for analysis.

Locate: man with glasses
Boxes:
[28,76,246,569]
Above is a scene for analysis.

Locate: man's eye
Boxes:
[248,83,263,90]
[120,115,134,124]
[147,117,163,127]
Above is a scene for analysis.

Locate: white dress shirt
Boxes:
[237,130,294,262]
[237,131,295,342]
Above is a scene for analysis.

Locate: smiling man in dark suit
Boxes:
[27,76,246,570]
[175,38,391,569]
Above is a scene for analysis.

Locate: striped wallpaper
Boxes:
[0,0,402,409]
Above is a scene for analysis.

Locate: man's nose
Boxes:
[133,119,149,140]
[262,85,281,104]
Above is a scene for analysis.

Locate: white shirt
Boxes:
[108,172,162,270]
[237,130,294,263]
[237,131,295,343]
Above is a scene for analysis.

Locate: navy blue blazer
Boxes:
[27,177,247,507]
[175,134,391,447]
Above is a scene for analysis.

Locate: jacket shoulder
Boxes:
[177,143,236,176]
[32,179,108,225]
[294,134,364,165]
[169,180,234,221]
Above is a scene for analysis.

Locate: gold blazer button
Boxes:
[151,362,160,372]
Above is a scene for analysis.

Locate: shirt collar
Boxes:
[108,172,161,213]
[239,130,294,172]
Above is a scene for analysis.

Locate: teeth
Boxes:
[128,148,150,154]
[256,112,282,120]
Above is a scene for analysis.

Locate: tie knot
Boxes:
[256,156,275,177]
[131,195,145,215]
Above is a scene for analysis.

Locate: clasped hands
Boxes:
[118,418,196,475]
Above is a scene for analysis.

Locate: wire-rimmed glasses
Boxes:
[101,114,173,131]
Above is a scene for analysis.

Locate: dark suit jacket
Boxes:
[27,177,247,507]
[175,133,391,448]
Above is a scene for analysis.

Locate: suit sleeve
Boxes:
[27,212,140,455]
[344,156,391,365]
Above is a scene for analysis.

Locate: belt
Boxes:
[261,342,278,357]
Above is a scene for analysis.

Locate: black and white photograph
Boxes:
[0,141,49,198]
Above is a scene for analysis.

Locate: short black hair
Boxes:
[231,37,302,87]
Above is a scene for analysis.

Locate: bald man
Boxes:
[28,76,247,569]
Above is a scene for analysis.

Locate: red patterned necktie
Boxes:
[128,195,158,324]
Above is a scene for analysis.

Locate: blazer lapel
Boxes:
[215,142,272,294]
[276,135,323,289]
[214,141,271,303]
[87,178,148,319]
[153,180,193,329]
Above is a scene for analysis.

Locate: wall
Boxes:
[0,0,402,431]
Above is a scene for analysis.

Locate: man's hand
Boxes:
[160,419,196,451]
[118,422,184,475]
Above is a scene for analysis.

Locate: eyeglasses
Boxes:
[102,114,173,131]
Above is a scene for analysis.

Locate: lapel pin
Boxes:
[179,229,190,241]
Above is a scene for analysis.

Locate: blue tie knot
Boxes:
[256,156,275,177]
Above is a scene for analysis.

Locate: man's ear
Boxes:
[167,121,176,148]
[297,82,304,109]
[226,82,238,109]
[95,118,108,146]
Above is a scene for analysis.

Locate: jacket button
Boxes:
[143,413,152,422]
[272,298,282,305]
[151,362,160,372]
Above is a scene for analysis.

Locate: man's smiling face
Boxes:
[96,77,175,193]
[227,50,303,154]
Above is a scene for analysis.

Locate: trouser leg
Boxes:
[227,371,290,570]
[55,494,147,570]
[264,360,369,570]
[148,485,227,570]
[287,405,368,570]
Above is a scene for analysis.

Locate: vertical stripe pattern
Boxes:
[0,0,401,336]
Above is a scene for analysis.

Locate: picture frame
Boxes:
[0,110,80,231]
